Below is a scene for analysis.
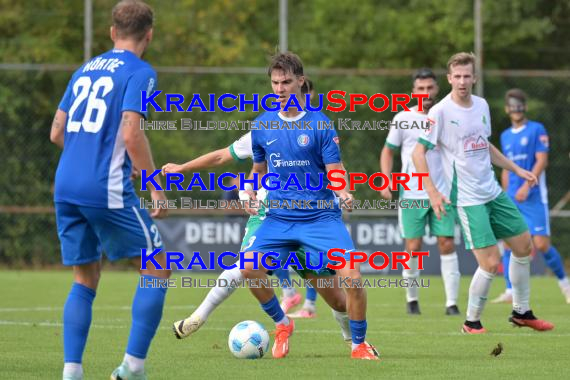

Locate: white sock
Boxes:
[277,315,289,326]
[124,353,145,374]
[282,287,296,298]
[440,252,461,307]
[303,299,316,311]
[558,277,569,288]
[194,267,243,320]
[466,267,494,322]
[332,309,351,341]
[505,287,513,295]
[63,363,83,378]
[510,255,531,314]
[403,256,419,302]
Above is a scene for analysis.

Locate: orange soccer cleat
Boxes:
[351,342,380,360]
[509,310,554,331]
[272,319,295,359]
[461,321,488,334]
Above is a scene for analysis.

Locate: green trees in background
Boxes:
[1,1,569,264]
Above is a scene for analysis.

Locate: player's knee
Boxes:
[240,262,257,279]
[331,296,347,312]
[534,238,550,253]
[73,263,101,289]
[74,274,100,290]
[406,238,422,252]
[144,268,172,279]
[484,256,501,274]
[437,237,455,254]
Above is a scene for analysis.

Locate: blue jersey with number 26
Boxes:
[55,49,156,208]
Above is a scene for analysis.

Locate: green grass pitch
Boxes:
[0,271,567,379]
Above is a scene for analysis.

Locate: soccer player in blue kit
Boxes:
[50,2,169,379]
[240,52,379,360]
[492,88,570,304]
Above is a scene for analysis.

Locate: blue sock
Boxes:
[126,275,168,359]
[541,246,566,280]
[63,283,96,363]
[503,249,512,289]
[261,295,286,324]
[349,320,367,345]
[306,286,317,302]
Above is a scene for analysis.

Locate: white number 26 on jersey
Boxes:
[67,76,114,133]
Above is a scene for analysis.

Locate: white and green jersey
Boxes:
[385,107,449,200]
[229,132,268,218]
[418,94,502,207]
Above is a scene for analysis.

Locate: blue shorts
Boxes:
[245,216,355,275]
[55,202,164,266]
[510,193,550,236]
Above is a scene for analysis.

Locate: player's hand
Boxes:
[514,167,537,188]
[161,163,185,176]
[337,191,354,212]
[130,166,140,181]
[428,190,450,220]
[380,188,392,200]
[243,190,259,216]
[514,184,530,202]
[150,190,169,219]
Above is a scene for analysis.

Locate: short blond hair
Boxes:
[447,52,476,74]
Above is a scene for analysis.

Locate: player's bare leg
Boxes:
[240,251,294,359]
[337,263,379,360]
[298,274,351,343]
[438,236,461,315]
[505,232,554,331]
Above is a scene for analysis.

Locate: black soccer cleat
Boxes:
[406,300,421,315]
[445,305,460,315]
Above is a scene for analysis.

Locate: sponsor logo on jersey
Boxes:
[269,152,310,168]
[463,135,488,155]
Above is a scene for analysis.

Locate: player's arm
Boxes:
[49,109,67,149]
[326,162,353,211]
[489,143,537,187]
[513,152,547,202]
[243,162,267,216]
[501,168,509,191]
[412,142,449,219]
[379,146,395,200]
[122,111,167,218]
[161,148,233,175]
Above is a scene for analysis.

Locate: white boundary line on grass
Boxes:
[1,320,569,338]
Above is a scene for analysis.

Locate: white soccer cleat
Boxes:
[110,362,147,380]
[490,291,512,304]
[172,314,205,339]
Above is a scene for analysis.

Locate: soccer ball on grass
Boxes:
[228,320,270,359]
